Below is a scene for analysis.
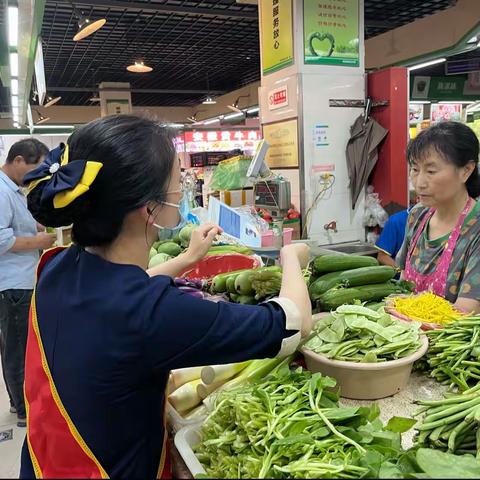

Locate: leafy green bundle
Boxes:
[194,366,415,479]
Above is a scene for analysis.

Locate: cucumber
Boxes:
[313,255,378,274]
[318,282,403,311]
[309,266,395,300]
[208,245,252,255]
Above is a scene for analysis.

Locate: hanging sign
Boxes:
[304,0,360,67]
[259,0,294,75]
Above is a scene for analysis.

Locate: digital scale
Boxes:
[247,140,292,220]
[253,179,291,218]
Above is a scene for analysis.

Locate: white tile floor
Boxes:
[0,373,23,478]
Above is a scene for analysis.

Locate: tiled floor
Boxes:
[0,374,23,478]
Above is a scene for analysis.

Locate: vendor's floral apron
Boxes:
[404,198,473,297]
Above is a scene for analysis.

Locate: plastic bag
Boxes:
[363,186,389,228]
[209,156,252,191]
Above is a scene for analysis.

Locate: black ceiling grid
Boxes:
[40,0,454,107]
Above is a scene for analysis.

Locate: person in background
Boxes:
[397,121,480,313]
[20,115,311,478]
[375,209,410,269]
[0,139,56,427]
[375,193,417,269]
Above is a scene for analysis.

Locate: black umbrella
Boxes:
[346,112,388,209]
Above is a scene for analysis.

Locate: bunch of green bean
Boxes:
[414,383,480,456]
[419,318,480,391]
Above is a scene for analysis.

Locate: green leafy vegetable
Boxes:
[304,305,423,363]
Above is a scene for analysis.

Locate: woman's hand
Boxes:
[185,223,223,263]
[280,243,310,269]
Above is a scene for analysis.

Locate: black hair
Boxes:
[407,121,480,198]
[6,138,49,164]
[27,115,177,247]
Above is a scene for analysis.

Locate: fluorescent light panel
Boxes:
[10,79,18,95]
[34,125,75,129]
[11,95,18,107]
[438,101,475,104]
[408,58,446,71]
[224,112,244,120]
[10,52,18,77]
[8,6,18,47]
[247,107,260,114]
[203,118,220,125]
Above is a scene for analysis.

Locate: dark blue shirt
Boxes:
[21,246,294,479]
[375,209,410,259]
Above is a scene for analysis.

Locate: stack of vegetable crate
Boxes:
[308,255,402,311]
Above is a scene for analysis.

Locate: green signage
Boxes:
[411,75,480,101]
[304,0,360,67]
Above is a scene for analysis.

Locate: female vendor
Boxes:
[397,121,480,313]
[20,115,312,479]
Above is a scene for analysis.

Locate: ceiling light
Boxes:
[44,95,62,107]
[35,125,75,129]
[11,96,19,108]
[10,52,18,77]
[203,118,220,125]
[408,58,446,71]
[228,95,249,113]
[227,104,243,114]
[89,96,101,102]
[186,116,198,123]
[202,96,217,105]
[246,107,260,114]
[34,108,50,125]
[10,79,18,95]
[409,101,431,105]
[224,112,244,120]
[8,6,18,47]
[127,60,153,73]
[13,122,20,129]
[73,16,106,41]
[167,123,184,128]
[438,101,475,104]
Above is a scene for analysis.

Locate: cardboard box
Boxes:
[219,189,254,208]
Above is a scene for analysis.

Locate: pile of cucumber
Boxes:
[210,266,283,305]
[309,255,411,311]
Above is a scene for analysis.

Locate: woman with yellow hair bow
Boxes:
[20,115,312,479]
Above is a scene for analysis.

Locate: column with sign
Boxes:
[257,0,367,244]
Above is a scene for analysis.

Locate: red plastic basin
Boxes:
[180,254,260,281]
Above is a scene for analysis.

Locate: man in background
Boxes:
[0,139,56,427]
[375,209,410,269]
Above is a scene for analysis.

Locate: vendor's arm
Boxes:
[146,223,221,278]
[142,244,311,370]
[375,216,400,268]
[454,246,480,314]
[455,297,479,314]
[377,251,397,269]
